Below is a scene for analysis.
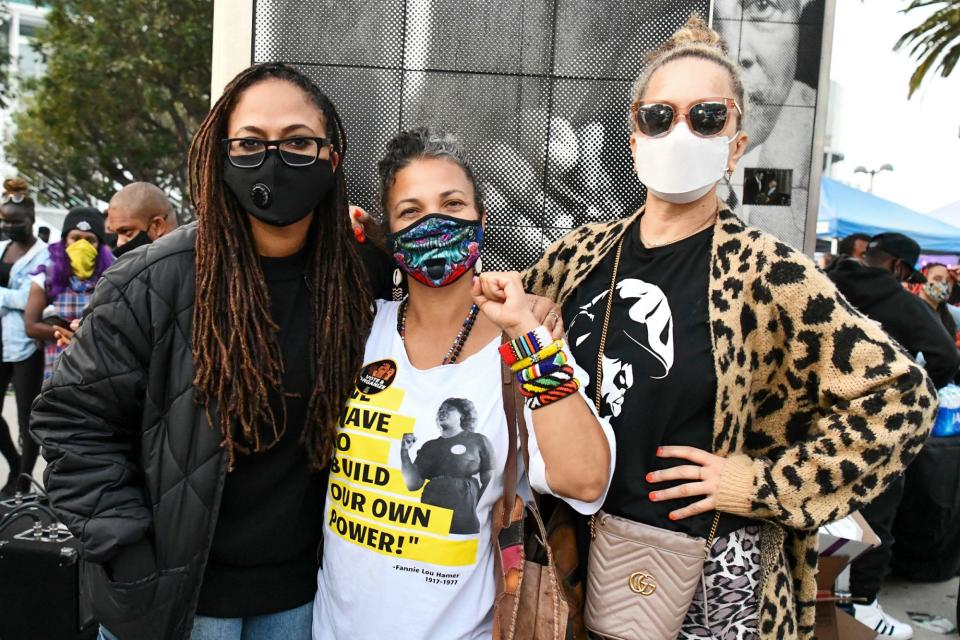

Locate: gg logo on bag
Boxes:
[628,571,657,596]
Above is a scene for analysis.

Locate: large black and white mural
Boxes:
[252,0,830,268]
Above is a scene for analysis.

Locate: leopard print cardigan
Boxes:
[523,204,937,639]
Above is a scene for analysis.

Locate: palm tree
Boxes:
[894,0,960,97]
[0,2,11,108]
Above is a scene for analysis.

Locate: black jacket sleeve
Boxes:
[30,275,153,564]
[878,288,959,388]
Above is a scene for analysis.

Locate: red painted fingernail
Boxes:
[657,447,664,456]
[353,210,363,219]
[648,492,657,501]
[668,513,677,521]
[645,473,655,483]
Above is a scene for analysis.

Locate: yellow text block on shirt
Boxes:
[331,455,423,498]
[349,386,406,411]
[328,506,478,567]
[341,405,415,441]
[328,480,453,536]
[334,431,390,465]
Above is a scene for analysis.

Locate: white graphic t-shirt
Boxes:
[313,300,614,640]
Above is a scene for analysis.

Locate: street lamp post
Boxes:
[854,163,894,193]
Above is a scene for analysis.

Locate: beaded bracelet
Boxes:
[518,364,581,410]
[518,364,570,397]
[520,365,575,395]
[498,326,553,367]
[526,378,581,410]
[509,340,566,373]
[516,351,568,383]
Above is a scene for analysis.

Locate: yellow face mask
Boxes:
[65,238,98,280]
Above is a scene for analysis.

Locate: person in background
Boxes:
[948,267,960,350]
[828,232,957,639]
[37,226,51,244]
[824,233,871,273]
[106,182,180,257]
[839,232,871,260]
[743,169,764,203]
[54,184,181,351]
[912,263,960,344]
[24,208,114,378]
[829,233,958,388]
[759,178,781,205]
[0,177,48,495]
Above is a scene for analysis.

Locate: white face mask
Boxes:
[632,122,738,204]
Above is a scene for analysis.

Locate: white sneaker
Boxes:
[853,599,914,640]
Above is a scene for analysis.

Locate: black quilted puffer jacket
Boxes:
[31,224,230,640]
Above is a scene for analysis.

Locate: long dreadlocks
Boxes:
[188,62,372,470]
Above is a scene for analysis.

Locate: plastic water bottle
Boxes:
[932,384,960,437]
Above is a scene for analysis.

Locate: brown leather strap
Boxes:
[499,333,531,528]
[500,339,520,529]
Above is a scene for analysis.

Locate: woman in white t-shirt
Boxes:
[312,128,616,640]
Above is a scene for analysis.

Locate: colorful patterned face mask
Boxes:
[924,280,950,304]
[386,214,483,288]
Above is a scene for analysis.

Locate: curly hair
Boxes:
[438,398,478,432]
[188,62,373,470]
[377,127,485,226]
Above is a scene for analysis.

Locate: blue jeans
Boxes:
[98,602,313,640]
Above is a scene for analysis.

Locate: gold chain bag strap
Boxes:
[491,337,571,640]
[583,238,720,640]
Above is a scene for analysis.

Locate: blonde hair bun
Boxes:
[668,13,727,54]
[2,177,29,198]
[630,12,745,127]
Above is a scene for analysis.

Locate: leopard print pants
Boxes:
[679,525,763,640]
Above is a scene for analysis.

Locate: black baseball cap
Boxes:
[867,232,925,283]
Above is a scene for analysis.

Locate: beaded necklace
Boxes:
[397,298,480,366]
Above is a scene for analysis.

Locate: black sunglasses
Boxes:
[631,98,741,139]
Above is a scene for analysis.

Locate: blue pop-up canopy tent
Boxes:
[817,178,960,253]
[929,200,960,227]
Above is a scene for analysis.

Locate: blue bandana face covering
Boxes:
[386,214,483,288]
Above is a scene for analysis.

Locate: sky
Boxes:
[827,0,960,218]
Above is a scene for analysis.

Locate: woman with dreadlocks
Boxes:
[31,63,392,640]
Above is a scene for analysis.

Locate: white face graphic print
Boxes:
[569,279,675,418]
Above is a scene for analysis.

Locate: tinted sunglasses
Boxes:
[630,98,741,138]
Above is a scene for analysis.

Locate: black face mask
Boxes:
[222,151,335,227]
[112,230,152,258]
[0,223,31,244]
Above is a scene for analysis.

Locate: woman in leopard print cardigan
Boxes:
[525,205,936,638]
[523,16,937,640]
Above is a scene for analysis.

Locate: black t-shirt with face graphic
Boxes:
[562,221,752,539]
